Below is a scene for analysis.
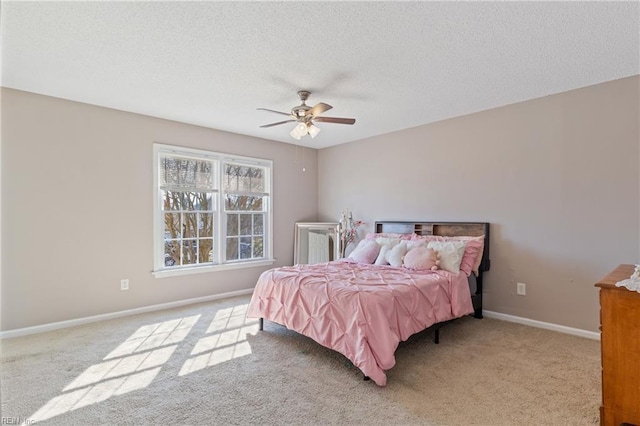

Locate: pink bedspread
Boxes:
[247,260,474,386]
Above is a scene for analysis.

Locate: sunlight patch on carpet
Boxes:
[28,315,200,423]
[206,304,252,333]
[179,304,258,376]
[63,346,177,392]
[31,367,161,422]
[104,315,200,359]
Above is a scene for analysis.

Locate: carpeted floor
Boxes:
[1,295,601,425]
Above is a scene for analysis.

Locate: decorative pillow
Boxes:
[426,240,467,274]
[471,238,485,276]
[459,237,484,276]
[375,237,401,249]
[374,245,390,266]
[403,247,440,271]
[385,241,407,267]
[406,240,427,251]
[347,239,380,264]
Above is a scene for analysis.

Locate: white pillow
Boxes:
[375,237,400,248]
[375,245,390,265]
[385,241,407,267]
[406,240,427,251]
[348,239,380,264]
[427,240,467,274]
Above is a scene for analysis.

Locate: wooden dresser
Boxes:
[596,264,640,426]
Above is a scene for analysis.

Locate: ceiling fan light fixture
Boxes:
[289,127,302,140]
[290,122,307,140]
[307,123,320,138]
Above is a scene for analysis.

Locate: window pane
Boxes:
[240,237,252,259]
[199,239,214,263]
[251,168,264,193]
[199,213,213,238]
[240,214,252,236]
[164,241,180,267]
[161,157,213,191]
[162,191,183,211]
[183,213,198,238]
[223,165,239,192]
[227,214,238,236]
[224,165,252,192]
[224,164,265,194]
[179,192,196,211]
[195,193,213,211]
[182,240,198,265]
[225,195,263,211]
[164,191,215,211]
[225,194,239,211]
[253,237,264,258]
[253,214,263,235]
[226,237,238,260]
[161,158,180,187]
[164,213,180,238]
[238,167,251,192]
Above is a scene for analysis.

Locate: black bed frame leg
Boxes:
[474,273,484,319]
[259,318,264,331]
[434,328,440,344]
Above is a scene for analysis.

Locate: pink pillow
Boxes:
[348,240,380,264]
[403,247,439,270]
[471,238,485,275]
[459,237,484,276]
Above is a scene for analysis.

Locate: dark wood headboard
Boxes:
[375,221,490,319]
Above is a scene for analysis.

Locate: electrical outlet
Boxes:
[517,282,526,296]
[121,279,129,291]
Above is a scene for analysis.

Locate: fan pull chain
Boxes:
[294,144,306,172]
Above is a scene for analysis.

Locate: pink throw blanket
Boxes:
[247,260,473,386]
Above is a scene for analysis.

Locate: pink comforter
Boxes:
[247,260,474,386]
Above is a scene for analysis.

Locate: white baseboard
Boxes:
[1,294,601,342]
[483,310,600,341]
[0,288,255,339]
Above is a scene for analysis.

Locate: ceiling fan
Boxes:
[258,90,356,140]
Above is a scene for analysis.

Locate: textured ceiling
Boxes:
[2,1,639,149]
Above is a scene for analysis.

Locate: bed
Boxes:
[247,221,490,386]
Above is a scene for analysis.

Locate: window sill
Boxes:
[152,259,276,279]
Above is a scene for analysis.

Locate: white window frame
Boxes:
[152,143,274,278]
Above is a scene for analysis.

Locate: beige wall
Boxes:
[1,88,318,331]
[3,76,638,333]
[318,76,640,332]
